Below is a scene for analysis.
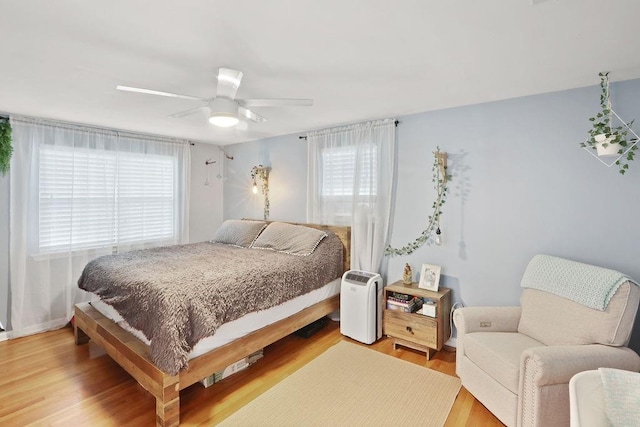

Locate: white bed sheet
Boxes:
[91,278,341,360]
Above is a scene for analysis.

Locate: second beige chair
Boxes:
[454,255,640,427]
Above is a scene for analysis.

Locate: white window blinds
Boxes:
[39,145,176,252]
[321,144,377,197]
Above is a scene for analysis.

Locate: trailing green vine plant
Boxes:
[385,148,451,257]
[0,118,12,176]
[580,72,638,175]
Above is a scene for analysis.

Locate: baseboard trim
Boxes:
[0,331,7,342]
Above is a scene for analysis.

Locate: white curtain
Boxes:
[307,118,396,273]
[8,116,190,338]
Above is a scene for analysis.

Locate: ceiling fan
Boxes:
[116,68,313,127]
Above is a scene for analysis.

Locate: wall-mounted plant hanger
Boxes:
[580,72,639,175]
[385,148,450,257]
[251,164,270,220]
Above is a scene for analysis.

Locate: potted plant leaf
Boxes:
[0,117,12,176]
[581,72,638,174]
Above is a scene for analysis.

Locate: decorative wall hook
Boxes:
[204,158,217,186]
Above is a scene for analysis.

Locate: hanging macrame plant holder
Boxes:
[583,109,639,168]
[581,73,639,173]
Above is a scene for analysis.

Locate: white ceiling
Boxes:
[1,0,639,145]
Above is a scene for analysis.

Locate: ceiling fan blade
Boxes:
[169,105,210,119]
[238,106,267,123]
[216,68,244,99]
[116,85,208,102]
[238,98,313,107]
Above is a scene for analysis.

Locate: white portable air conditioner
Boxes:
[340,270,383,344]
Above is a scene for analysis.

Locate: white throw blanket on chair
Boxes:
[521,254,633,311]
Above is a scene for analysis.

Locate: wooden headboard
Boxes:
[259,220,351,274]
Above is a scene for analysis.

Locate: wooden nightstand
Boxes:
[383,281,452,360]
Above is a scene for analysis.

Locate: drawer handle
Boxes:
[406,326,413,333]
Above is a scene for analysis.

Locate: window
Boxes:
[39,144,177,253]
[321,144,377,197]
[306,118,395,271]
[9,116,189,337]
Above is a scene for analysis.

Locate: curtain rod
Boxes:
[8,114,196,146]
[298,119,399,140]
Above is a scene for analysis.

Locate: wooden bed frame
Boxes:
[74,223,350,427]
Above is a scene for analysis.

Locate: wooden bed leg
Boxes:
[156,376,180,427]
[74,324,90,345]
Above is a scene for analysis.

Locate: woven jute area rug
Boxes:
[219,340,461,426]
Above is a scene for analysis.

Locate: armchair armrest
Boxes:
[521,344,640,387]
[453,306,522,335]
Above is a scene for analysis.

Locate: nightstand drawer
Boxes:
[384,310,437,348]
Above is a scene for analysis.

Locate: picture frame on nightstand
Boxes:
[418,264,441,291]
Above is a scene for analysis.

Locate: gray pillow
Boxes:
[212,220,267,248]
[251,222,327,256]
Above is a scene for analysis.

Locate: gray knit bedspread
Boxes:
[77,234,343,375]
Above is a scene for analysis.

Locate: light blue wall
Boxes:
[224,79,640,350]
[224,136,308,222]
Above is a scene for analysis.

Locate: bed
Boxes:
[74,220,351,427]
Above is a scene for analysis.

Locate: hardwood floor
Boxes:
[0,321,503,426]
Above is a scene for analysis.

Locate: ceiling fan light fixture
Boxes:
[209,113,239,127]
[209,96,239,127]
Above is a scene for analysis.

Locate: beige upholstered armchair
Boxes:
[453,255,640,427]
